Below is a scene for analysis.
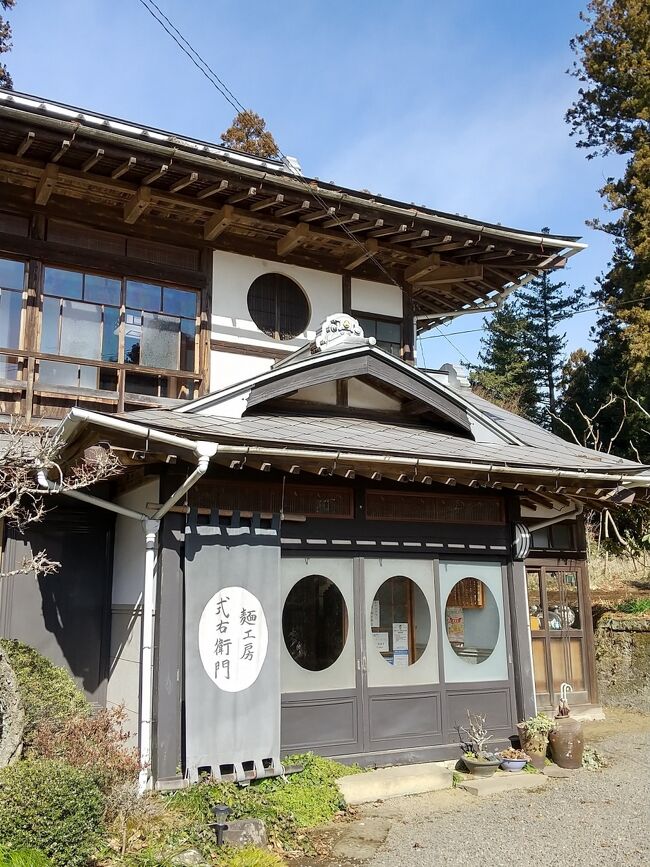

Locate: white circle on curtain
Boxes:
[444,578,499,664]
[198,586,268,692]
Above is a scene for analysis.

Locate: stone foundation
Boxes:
[594,614,650,712]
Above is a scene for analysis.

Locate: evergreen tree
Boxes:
[470,300,540,420]
[557,348,593,443]
[566,0,650,461]
[519,234,585,429]
[220,110,279,158]
[0,1,17,90]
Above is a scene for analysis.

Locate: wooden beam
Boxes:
[203,204,234,241]
[111,156,136,179]
[34,164,59,206]
[343,238,378,270]
[411,234,453,249]
[16,131,35,157]
[250,193,284,212]
[391,229,429,244]
[123,187,152,224]
[404,252,441,283]
[81,148,104,172]
[276,199,310,217]
[277,221,310,256]
[347,218,384,234]
[228,186,256,204]
[196,179,229,199]
[50,140,71,163]
[301,207,335,222]
[142,163,169,185]
[413,264,484,287]
[169,171,199,193]
[323,212,360,229]
[371,223,408,238]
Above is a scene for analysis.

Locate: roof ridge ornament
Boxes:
[315,313,375,353]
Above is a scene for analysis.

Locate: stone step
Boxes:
[337,762,452,805]
[459,771,549,797]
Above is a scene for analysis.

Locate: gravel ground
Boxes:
[360,725,650,867]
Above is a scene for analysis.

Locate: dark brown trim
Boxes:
[342,273,352,314]
[210,339,287,360]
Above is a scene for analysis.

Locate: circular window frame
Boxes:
[247,272,310,341]
[444,577,499,666]
[282,574,348,672]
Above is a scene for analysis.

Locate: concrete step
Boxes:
[337,762,452,805]
[459,771,548,797]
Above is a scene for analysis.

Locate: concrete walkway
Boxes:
[301,712,650,867]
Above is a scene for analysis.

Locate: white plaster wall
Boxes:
[212,251,342,352]
[348,378,402,411]
[352,277,403,318]
[111,478,159,606]
[210,350,275,391]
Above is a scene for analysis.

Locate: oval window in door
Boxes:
[370,576,431,667]
[445,577,499,664]
[282,575,348,671]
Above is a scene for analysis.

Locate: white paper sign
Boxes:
[393,622,409,651]
[393,649,409,667]
[198,586,268,693]
[371,600,380,628]
[373,632,389,652]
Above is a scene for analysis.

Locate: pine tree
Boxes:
[470,301,540,420]
[0,1,17,90]
[220,110,279,158]
[566,0,650,461]
[518,236,584,429]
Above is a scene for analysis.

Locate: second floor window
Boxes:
[356,315,402,356]
[247,272,310,340]
[0,257,26,350]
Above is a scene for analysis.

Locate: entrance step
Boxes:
[459,772,548,797]
[337,762,452,805]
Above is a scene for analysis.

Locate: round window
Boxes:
[283,575,348,671]
[445,578,499,664]
[247,273,310,340]
[370,576,431,667]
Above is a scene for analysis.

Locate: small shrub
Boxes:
[582,746,607,770]
[617,598,650,614]
[0,758,104,867]
[217,846,286,866]
[0,640,89,742]
[0,848,52,867]
[30,705,141,798]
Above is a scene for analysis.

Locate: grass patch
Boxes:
[451,771,464,788]
[617,598,650,614]
[522,763,539,774]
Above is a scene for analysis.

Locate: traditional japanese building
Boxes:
[1,91,647,789]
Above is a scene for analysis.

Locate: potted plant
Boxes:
[458,711,501,777]
[517,713,556,770]
[499,747,530,772]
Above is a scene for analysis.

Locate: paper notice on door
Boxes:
[393,649,409,667]
[446,606,464,645]
[393,622,409,651]
[371,600,380,628]
[373,632,389,653]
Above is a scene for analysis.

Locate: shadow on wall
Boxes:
[2,501,114,702]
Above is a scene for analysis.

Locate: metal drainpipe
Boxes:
[37,441,218,793]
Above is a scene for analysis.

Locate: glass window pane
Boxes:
[445,578,499,664]
[140,312,179,369]
[0,289,23,348]
[0,353,20,380]
[180,318,195,371]
[547,571,580,630]
[377,339,400,357]
[283,575,348,671]
[101,307,120,363]
[532,528,549,549]
[44,267,83,299]
[163,286,196,318]
[124,371,167,397]
[60,300,102,360]
[126,280,161,312]
[371,575,430,667]
[84,274,121,306]
[124,309,142,365]
[527,571,543,630]
[41,297,61,354]
[376,320,401,343]
[0,258,25,291]
[551,524,572,549]
[39,360,79,387]
[357,317,376,338]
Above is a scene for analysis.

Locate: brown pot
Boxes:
[548,717,584,769]
[517,724,549,770]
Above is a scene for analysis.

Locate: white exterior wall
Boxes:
[351,277,403,318]
[106,478,159,746]
[210,350,275,391]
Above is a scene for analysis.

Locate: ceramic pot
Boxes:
[517,724,549,771]
[500,758,527,773]
[548,716,584,769]
[462,756,501,777]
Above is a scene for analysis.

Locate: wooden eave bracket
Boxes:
[414,264,484,287]
[277,221,310,256]
[343,237,379,270]
[34,164,59,206]
[404,252,441,283]
[124,186,152,224]
[204,204,234,241]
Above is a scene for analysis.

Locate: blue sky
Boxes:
[7,0,618,369]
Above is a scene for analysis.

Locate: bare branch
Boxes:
[548,410,583,447]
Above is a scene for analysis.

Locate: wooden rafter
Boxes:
[16,131,35,158]
[196,179,229,199]
[301,207,335,222]
[111,156,136,179]
[277,221,310,256]
[81,149,104,173]
[404,252,441,283]
[371,223,408,238]
[413,263,484,287]
[250,193,284,212]
[142,164,169,185]
[169,171,198,193]
[323,212,359,229]
[50,140,70,163]
[228,186,256,204]
[343,238,379,270]
[276,199,310,217]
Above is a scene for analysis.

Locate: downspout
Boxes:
[37,439,217,793]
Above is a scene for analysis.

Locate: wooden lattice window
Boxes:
[193,481,353,518]
[247,273,310,340]
[365,490,505,524]
[447,577,484,609]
